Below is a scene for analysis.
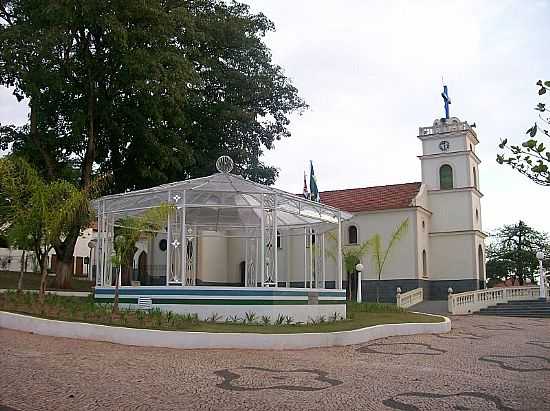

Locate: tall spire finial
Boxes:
[441,83,451,120]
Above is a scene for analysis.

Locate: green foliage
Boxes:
[244,311,257,324]
[0,292,443,333]
[0,158,93,261]
[497,80,550,186]
[0,0,306,190]
[111,203,174,268]
[486,220,549,285]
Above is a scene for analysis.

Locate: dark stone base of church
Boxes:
[428,279,479,300]
[351,279,479,303]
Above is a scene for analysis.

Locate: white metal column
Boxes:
[321,232,326,289]
[244,238,249,287]
[273,195,278,287]
[181,190,186,286]
[337,211,343,289]
[309,230,314,288]
[303,227,307,288]
[260,195,265,286]
[165,191,172,285]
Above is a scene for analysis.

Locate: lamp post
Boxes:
[536,251,546,300]
[356,263,364,303]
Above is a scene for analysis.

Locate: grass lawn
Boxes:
[0,292,444,334]
[0,271,94,292]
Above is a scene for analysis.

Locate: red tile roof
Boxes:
[320,182,422,213]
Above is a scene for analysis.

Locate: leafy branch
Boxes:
[497,80,550,186]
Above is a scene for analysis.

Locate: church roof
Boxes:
[319,182,422,213]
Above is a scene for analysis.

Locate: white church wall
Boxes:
[198,231,228,283]
[415,209,431,279]
[427,190,475,233]
[470,194,483,232]
[428,233,477,281]
[226,235,244,284]
[421,131,471,155]
[421,154,472,190]
[351,209,417,281]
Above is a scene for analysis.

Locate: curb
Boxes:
[0,311,451,350]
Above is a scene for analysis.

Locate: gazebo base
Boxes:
[94,286,346,323]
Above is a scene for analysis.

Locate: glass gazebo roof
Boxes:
[93,170,351,235]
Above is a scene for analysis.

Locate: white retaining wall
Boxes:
[0,311,450,350]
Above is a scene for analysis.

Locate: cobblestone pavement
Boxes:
[1,315,549,411]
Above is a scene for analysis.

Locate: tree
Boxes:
[370,218,409,302]
[497,80,550,186]
[326,231,371,300]
[0,0,306,287]
[486,221,549,286]
[110,204,174,314]
[0,157,97,297]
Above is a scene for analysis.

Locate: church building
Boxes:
[315,115,486,301]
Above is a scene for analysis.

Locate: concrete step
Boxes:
[484,306,550,311]
[496,300,549,306]
[477,312,550,318]
[479,309,550,314]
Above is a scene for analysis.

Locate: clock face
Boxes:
[439,140,450,151]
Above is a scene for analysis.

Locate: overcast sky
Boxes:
[241,0,550,234]
[0,0,548,234]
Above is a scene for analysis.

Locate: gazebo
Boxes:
[93,157,350,322]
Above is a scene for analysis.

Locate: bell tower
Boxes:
[417,99,486,297]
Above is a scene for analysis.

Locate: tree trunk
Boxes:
[17,250,25,292]
[38,255,48,302]
[54,231,79,289]
[112,267,120,315]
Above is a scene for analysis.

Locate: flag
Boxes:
[303,171,309,199]
[309,161,320,202]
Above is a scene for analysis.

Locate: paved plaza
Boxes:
[0,315,549,410]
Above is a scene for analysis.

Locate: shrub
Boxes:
[206,312,222,323]
[260,315,271,325]
[274,314,286,326]
[244,311,257,324]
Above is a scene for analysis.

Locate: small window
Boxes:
[422,220,425,230]
[422,249,428,277]
[470,144,473,151]
[473,166,477,188]
[159,239,167,251]
[348,225,358,244]
[439,165,453,190]
[277,231,282,249]
[475,209,479,221]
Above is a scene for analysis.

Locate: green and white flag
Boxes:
[309,160,320,202]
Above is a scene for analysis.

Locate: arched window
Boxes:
[439,165,453,190]
[473,166,477,189]
[422,249,428,277]
[348,225,358,244]
[277,231,282,249]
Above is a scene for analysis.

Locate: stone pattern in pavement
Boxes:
[0,315,549,410]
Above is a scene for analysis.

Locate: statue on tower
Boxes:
[441,84,451,120]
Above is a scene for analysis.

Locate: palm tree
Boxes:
[0,157,101,299]
[370,218,409,302]
[110,204,174,314]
